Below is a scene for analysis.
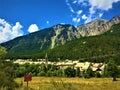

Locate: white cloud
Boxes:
[0,18,23,43]
[82,14,87,20]
[66,0,120,24]
[77,10,83,15]
[77,18,80,23]
[84,15,92,24]
[60,23,65,25]
[89,7,96,14]
[46,21,49,24]
[89,0,120,11]
[73,0,77,4]
[72,18,77,22]
[72,17,80,25]
[28,24,39,33]
[74,0,85,4]
[12,22,23,37]
[84,0,120,23]
[73,0,88,5]
[99,13,103,17]
[66,0,75,13]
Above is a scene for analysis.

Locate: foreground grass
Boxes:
[15,77,120,90]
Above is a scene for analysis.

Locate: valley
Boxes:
[1,0,120,90]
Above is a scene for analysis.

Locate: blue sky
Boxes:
[0,0,120,43]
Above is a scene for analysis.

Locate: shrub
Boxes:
[95,72,101,78]
[64,67,76,77]
[38,71,46,76]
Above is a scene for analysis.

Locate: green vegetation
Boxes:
[0,57,120,89]
[1,27,53,56]
[1,24,74,58]
[0,46,7,58]
[64,67,76,77]
[0,19,120,89]
[0,61,120,89]
[12,62,120,79]
[105,60,119,81]
[0,46,18,90]
[0,61,19,90]
[46,23,120,64]
[76,67,81,77]
[1,23,120,65]
[83,67,95,78]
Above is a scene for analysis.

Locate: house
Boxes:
[75,62,91,71]
[13,58,106,73]
[90,63,106,74]
[55,61,76,69]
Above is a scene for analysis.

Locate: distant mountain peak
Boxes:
[112,15,120,19]
[77,15,120,36]
[94,18,108,23]
[52,24,73,30]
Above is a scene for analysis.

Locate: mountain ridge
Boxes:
[77,16,120,36]
[1,15,120,57]
[46,23,120,64]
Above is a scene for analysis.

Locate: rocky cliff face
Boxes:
[51,16,120,48]
[77,16,120,36]
[101,16,120,32]
[50,24,78,48]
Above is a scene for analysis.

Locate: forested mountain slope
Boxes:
[46,23,120,64]
[1,16,120,63]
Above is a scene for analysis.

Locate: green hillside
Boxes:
[1,27,54,56]
[1,24,77,57]
[46,23,120,64]
[1,23,120,64]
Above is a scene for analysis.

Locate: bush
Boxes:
[83,73,90,79]
[76,67,81,77]
[95,72,101,78]
[38,71,46,76]
[82,67,95,78]
[56,69,63,77]
[46,71,53,77]
[0,61,19,90]
[105,60,119,81]
[64,67,76,77]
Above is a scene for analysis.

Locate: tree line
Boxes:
[13,60,120,81]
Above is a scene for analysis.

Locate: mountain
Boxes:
[1,24,79,56]
[77,19,108,36]
[1,15,120,58]
[77,16,120,36]
[47,23,120,64]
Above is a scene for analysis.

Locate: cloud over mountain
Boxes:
[28,24,39,33]
[66,0,120,24]
[0,18,23,43]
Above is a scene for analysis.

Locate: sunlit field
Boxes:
[15,77,120,90]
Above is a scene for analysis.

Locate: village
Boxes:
[12,58,106,73]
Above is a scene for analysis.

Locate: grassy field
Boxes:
[15,77,120,90]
